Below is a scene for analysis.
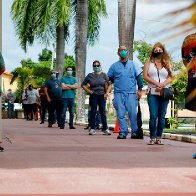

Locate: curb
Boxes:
[144,130,196,144]
[76,123,196,144]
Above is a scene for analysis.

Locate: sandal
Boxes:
[148,139,155,145]
[156,139,164,145]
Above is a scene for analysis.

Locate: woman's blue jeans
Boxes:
[147,94,169,139]
[89,94,108,130]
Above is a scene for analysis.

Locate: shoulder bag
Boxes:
[157,68,174,100]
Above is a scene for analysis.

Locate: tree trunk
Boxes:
[75,0,88,123]
[118,0,136,60]
[56,25,65,78]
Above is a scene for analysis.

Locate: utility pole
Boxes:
[0,0,3,148]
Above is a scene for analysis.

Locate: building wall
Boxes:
[1,71,18,93]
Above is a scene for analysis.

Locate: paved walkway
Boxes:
[0,119,196,195]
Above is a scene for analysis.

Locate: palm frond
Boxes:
[87,0,107,46]
[11,0,38,51]
[53,0,71,26]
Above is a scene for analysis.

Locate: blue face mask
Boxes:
[93,67,101,72]
[120,50,128,58]
[67,71,73,76]
[51,73,56,79]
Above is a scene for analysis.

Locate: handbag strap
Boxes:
[156,68,161,83]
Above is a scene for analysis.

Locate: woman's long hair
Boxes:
[150,42,173,77]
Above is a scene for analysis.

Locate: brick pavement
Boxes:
[0,119,196,194]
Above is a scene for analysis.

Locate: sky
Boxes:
[2,0,194,74]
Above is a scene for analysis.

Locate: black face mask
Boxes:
[153,52,163,59]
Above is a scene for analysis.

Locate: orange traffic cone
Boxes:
[113,118,120,133]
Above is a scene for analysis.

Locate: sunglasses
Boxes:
[93,64,100,67]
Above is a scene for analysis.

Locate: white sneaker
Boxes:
[103,129,111,135]
[89,129,96,135]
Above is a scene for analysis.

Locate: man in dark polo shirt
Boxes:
[44,70,62,127]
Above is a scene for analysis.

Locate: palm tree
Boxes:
[118,0,136,60]
[74,0,88,123]
[11,0,70,78]
[74,0,107,123]
[11,0,107,76]
[11,0,107,122]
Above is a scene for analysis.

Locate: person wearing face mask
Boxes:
[6,89,16,119]
[60,66,78,129]
[107,46,143,139]
[143,42,173,145]
[23,84,40,120]
[82,60,112,135]
[44,70,62,128]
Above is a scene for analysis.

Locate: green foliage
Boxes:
[171,68,188,109]
[64,53,76,75]
[38,48,52,61]
[134,40,152,85]
[167,117,180,129]
[21,58,36,68]
[11,0,107,50]
[87,0,107,45]
[134,40,152,65]
[10,49,76,102]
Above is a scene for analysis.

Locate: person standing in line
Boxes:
[107,46,143,139]
[60,67,78,129]
[82,60,111,136]
[25,84,40,120]
[6,89,16,119]
[0,52,5,151]
[22,87,29,120]
[143,42,173,145]
[39,84,48,124]
[44,70,62,128]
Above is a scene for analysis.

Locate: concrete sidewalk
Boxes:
[0,119,196,194]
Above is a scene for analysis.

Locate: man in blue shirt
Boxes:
[44,70,62,128]
[107,46,143,139]
[60,67,78,129]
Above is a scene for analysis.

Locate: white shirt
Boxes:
[147,63,170,88]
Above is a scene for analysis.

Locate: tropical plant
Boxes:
[134,40,152,64]
[11,0,107,76]
[11,0,107,122]
[10,49,76,102]
[118,0,136,59]
[73,0,107,123]
[11,0,71,78]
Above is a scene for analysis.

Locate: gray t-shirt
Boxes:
[6,93,16,104]
[26,89,39,104]
[81,72,109,95]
